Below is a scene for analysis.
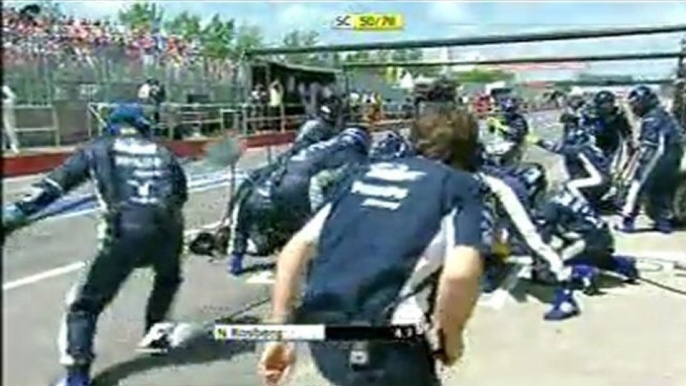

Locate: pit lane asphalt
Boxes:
[3,112,686,386]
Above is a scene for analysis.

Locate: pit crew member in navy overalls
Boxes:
[259,101,487,385]
[617,86,684,233]
[227,127,371,275]
[3,104,188,386]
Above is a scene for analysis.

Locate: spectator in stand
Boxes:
[2,4,235,96]
[249,84,268,133]
[2,84,20,153]
[269,79,284,131]
[149,79,166,125]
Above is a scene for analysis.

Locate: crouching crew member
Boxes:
[227,127,371,275]
[537,184,639,295]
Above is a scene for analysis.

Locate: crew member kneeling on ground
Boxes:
[2,104,188,386]
[227,126,372,275]
[478,164,589,320]
[536,184,639,294]
[205,100,348,271]
[258,103,487,386]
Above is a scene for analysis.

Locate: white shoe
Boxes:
[137,322,174,355]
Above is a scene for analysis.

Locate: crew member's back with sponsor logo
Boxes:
[300,157,485,323]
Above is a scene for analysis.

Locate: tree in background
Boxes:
[200,14,235,60]
[118,1,164,32]
[117,1,264,62]
[453,68,515,84]
[164,11,202,42]
[233,24,265,60]
[281,30,321,65]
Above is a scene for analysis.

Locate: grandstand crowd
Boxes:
[2,5,228,76]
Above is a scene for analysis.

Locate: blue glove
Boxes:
[3,204,29,236]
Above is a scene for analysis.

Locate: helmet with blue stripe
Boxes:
[627,85,659,117]
[593,90,618,118]
[370,130,413,161]
[563,124,593,146]
[318,95,342,124]
[106,103,151,136]
[593,90,615,108]
[338,126,371,153]
[500,97,520,114]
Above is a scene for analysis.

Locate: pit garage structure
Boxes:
[246,23,686,100]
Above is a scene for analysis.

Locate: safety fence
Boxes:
[3,45,242,105]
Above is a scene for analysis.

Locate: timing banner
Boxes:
[213,324,421,341]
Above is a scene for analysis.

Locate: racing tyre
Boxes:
[672,172,686,226]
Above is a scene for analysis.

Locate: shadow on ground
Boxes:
[238,262,276,275]
[91,315,261,386]
[512,275,639,307]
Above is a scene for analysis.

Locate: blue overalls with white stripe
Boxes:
[535,126,611,208]
[619,86,684,233]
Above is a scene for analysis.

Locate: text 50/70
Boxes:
[333,14,405,31]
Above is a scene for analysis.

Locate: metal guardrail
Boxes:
[3,99,563,155]
[3,104,61,150]
[86,102,238,140]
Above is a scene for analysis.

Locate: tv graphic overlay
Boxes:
[333,13,405,31]
[213,324,421,341]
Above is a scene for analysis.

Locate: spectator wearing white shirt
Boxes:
[3,85,20,153]
[137,82,151,100]
[269,79,284,131]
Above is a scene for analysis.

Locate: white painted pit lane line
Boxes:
[2,221,223,292]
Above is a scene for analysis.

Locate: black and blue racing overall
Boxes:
[619,86,684,233]
[2,104,187,386]
[228,127,371,274]
[477,168,584,321]
[585,104,634,162]
[489,98,530,165]
[478,163,625,321]
[537,185,638,293]
[534,124,612,208]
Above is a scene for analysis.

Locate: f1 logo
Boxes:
[333,15,352,29]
